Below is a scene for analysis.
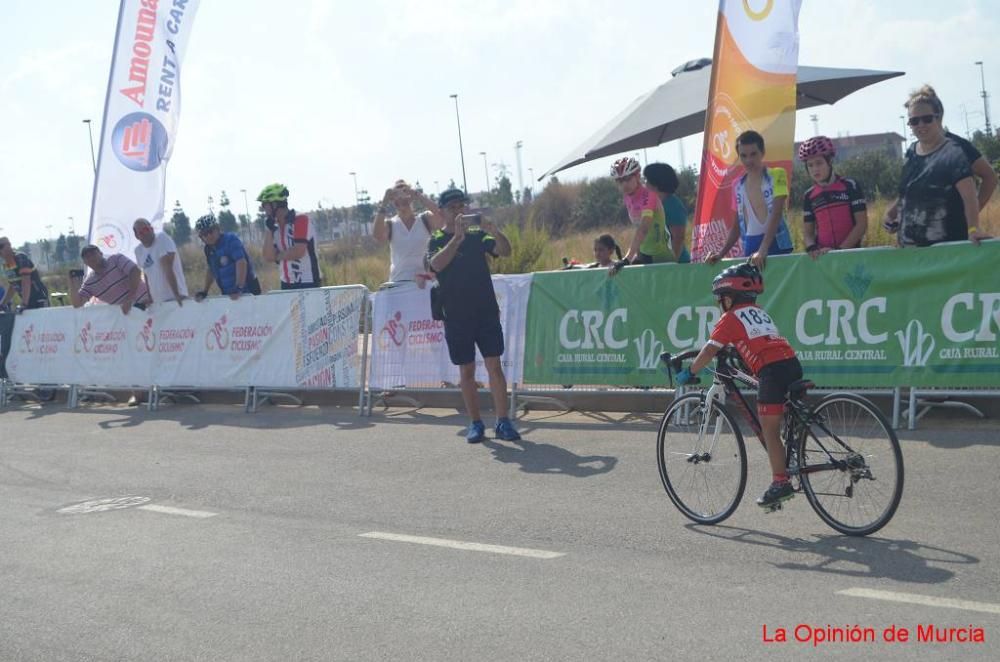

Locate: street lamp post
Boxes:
[44,225,53,269]
[479,151,490,197]
[528,167,535,193]
[514,140,524,199]
[449,94,468,193]
[82,119,97,173]
[809,114,819,136]
[239,188,252,239]
[348,171,359,203]
[348,172,361,235]
[975,61,992,135]
[899,115,907,152]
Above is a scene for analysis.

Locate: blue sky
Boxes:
[1,0,997,246]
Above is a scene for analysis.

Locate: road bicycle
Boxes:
[656,347,903,536]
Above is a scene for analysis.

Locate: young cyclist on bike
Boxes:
[675,263,804,509]
[797,136,868,257]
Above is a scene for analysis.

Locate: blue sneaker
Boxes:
[494,417,522,441]
[466,420,486,444]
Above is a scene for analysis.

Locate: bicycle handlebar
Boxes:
[659,349,701,387]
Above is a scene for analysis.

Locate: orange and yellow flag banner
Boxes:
[691,0,802,261]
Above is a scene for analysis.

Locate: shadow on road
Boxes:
[371,408,659,434]
[0,401,374,433]
[481,438,618,477]
[685,524,978,584]
[896,427,1000,449]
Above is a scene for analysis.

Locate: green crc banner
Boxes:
[523,242,1000,388]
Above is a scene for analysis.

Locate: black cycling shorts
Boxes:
[757,357,803,405]
[632,253,654,265]
[444,314,505,366]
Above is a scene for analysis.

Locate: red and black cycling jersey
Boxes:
[708,303,796,376]
[801,175,867,249]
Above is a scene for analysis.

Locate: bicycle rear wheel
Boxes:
[798,393,903,536]
[657,393,747,525]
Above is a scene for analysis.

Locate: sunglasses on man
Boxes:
[907,114,939,127]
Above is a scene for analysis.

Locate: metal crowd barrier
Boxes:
[0,292,990,433]
[903,388,996,430]
[510,380,903,429]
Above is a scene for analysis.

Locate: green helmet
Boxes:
[256,183,289,203]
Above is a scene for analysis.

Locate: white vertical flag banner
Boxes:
[87,0,201,258]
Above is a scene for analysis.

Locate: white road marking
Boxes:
[137,504,218,519]
[359,532,564,559]
[57,496,151,514]
[838,588,1000,615]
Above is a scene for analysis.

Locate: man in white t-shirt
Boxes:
[373,180,443,286]
[133,218,189,305]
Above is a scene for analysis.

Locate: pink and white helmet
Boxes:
[798,136,836,161]
[610,157,641,180]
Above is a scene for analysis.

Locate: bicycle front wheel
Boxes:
[657,393,747,525]
[798,393,904,536]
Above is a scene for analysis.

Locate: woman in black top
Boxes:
[884,85,987,246]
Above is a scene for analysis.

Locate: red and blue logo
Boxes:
[111,112,168,172]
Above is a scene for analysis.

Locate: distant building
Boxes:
[795,132,905,163]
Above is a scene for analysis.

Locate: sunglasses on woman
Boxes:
[907,114,939,127]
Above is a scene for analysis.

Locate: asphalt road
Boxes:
[1,402,997,661]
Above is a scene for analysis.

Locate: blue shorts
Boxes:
[444,314,505,366]
[743,234,793,257]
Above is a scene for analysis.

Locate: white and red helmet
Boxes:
[797,136,836,161]
[610,157,641,180]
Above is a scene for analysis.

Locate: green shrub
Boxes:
[492,221,550,275]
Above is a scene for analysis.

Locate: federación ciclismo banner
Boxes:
[523,242,1000,389]
[369,275,532,389]
[691,0,801,261]
[87,0,200,258]
[6,287,365,390]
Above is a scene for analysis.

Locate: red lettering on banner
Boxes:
[230,340,261,352]
[158,342,185,353]
[119,1,160,107]
[303,368,333,387]
[232,325,272,339]
[407,319,444,333]
[408,331,444,346]
[308,327,330,350]
[158,328,195,341]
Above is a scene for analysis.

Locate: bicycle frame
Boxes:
[679,348,862,481]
